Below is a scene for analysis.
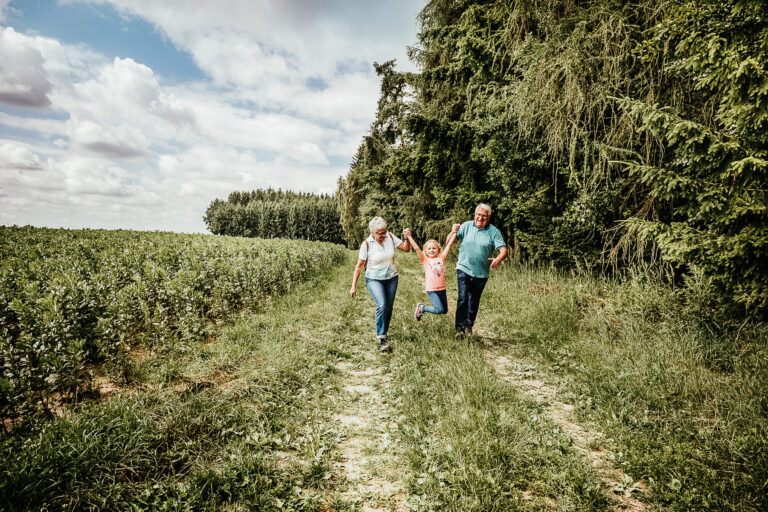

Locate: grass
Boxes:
[3,246,763,510]
[0,254,351,511]
[382,262,609,511]
[480,264,768,511]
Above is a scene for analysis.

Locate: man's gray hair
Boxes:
[476,203,492,216]
[368,216,387,234]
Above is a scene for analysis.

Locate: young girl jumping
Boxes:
[405,224,459,321]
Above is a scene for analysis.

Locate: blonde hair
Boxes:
[423,239,441,252]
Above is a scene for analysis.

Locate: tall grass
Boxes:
[481,264,768,511]
[383,261,610,511]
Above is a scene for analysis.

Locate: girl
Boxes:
[405,224,459,321]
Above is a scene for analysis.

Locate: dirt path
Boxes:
[332,357,407,511]
[480,336,649,511]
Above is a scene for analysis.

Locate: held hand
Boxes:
[452,223,460,233]
[402,228,412,238]
[489,257,501,270]
[349,286,357,298]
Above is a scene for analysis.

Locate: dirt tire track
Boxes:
[481,345,649,511]
[333,359,407,512]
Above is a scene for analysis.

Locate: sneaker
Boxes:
[414,302,424,321]
[379,339,391,352]
[455,330,465,338]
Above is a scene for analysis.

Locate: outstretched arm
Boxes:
[442,224,460,257]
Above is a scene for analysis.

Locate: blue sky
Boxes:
[5,0,206,82]
[0,0,421,232]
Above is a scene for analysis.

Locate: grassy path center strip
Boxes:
[379,256,613,511]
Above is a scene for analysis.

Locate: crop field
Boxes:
[0,233,766,511]
[0,226,346,425]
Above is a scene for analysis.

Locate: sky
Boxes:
[0,0,421,232]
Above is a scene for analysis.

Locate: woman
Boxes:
[350,217,411,352]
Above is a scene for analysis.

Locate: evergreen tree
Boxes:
[204,190,344,244]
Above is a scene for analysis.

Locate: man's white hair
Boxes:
[476,203,492,216]
[368,216,387,234]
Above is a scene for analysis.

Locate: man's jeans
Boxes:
[455,269,487,333]
[366,275,398,339]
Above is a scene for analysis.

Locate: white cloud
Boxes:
[59,157,142,197]
[0,27,53,107]
[0,141,43,170]
[65,57,197,153]
[68,117,149,158]
[0,0,420,232]
[0,111,67,136]
[188,29,293,87]
[74,0,418,80]
[0,0,12,22]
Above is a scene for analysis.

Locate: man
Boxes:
[452,203,508,335]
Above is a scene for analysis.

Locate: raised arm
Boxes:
[442,224,460,257]
[405,231,426,264]
[446,223,461,246]
[396,229,412,252]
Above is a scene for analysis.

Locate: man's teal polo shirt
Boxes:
[456,221,506,278]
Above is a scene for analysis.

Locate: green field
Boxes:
[1,229,766,511]
[0,227,346,424]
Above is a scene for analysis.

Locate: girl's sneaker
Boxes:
[414,302,425,321]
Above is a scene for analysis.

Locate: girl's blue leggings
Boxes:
[423,289,447,315]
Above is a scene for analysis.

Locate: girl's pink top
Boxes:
[422,254,447,291]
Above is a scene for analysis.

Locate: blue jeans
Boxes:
[423,290,447,315]
[456,269,487,333]
[366,276,398,339]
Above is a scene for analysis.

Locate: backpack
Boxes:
[363,232,395,268]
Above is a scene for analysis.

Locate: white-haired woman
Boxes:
[350,216,411,352]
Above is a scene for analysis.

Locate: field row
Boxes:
[0,226,346,425]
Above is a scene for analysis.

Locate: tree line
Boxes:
[204,189,345,244]
[336,0,767,317]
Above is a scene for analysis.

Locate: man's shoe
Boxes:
[379,339,391,352]
[414,303,425,321]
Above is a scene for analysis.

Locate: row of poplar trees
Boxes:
[204,189,344,244]
[337,0,768,317]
